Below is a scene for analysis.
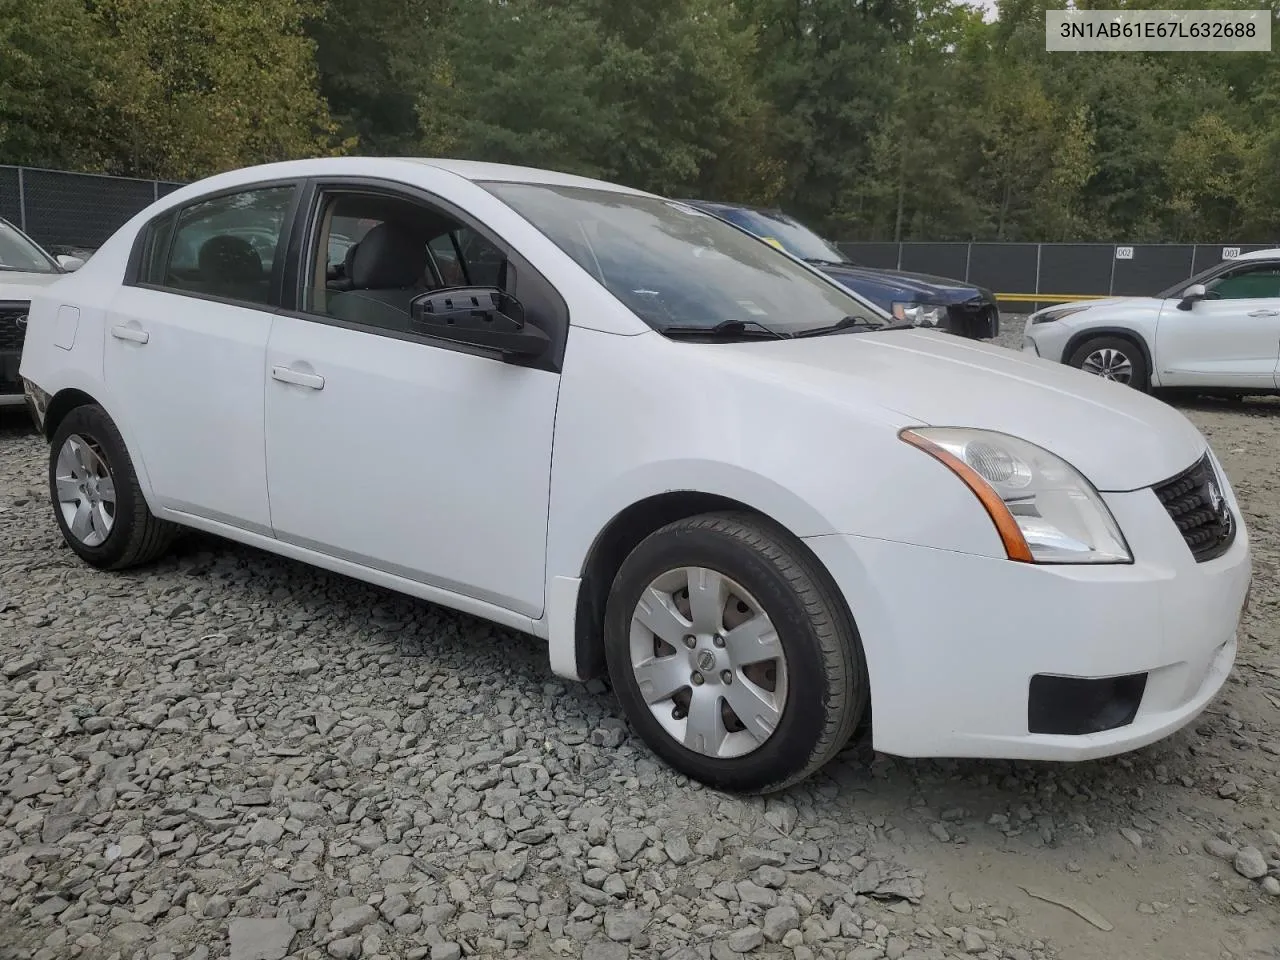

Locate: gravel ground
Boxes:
[1,318,1277,960]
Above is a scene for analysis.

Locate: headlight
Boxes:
[900,427,1132,564]
[892,302,947,326]
[1031,304,1090,324]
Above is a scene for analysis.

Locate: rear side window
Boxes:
[140,185,296,307]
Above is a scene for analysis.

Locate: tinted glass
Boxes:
[1206,263,1280,300]
[0,220,57,273]
[162,186,295,306]
[481,183,883,333]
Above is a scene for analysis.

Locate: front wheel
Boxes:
[602,512,868,794]
[48,404,178,570]
[1067,335,1149,391]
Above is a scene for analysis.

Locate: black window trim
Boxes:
[123,177,306,313]
[276,175,569,375]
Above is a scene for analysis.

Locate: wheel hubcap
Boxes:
[628,566,788,759]
[1080,348,1132,383]
[55,434,116,547]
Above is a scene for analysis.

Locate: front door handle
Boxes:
[271,365,325,390]
[1247,309,1280,317]
[110,324,149,344]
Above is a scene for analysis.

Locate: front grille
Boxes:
[1152,454,1235,562]
[0,301,30,351]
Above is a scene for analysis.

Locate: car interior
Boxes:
[308,193,509,334]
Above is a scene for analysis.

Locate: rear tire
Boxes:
[48,404,178,570]
[602,511,868,794]
[1067,335,1149,391]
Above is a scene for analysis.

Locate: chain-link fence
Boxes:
[0,165,184,256]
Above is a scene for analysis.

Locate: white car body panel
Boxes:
[1023,247,1280,391]
[17,156,1253,764]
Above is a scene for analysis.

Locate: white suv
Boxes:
[1023,248,1280,396]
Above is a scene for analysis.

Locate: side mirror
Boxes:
[409,286,550,360]
[56,255,85,272]
[1177,282,1207,310]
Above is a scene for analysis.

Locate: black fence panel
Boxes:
[967,243,1037,300]
[839,242,899,269]
[1039,244,1113,298]
[0,167,20,226]
[21,169,156,250]
[157,181,185,198]
[900,243,967,280]
[1111,244,1195,297]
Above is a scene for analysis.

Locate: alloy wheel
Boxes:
[54,433,116,547]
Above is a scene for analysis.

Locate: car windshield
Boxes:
[0,220,58,273]
[481,182,885,335]
[711,207,851,264]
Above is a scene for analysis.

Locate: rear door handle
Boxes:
[110,324,149,344]
[1247,309,1279,317]
[271,365,325,390]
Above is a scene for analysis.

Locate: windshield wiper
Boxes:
[802,256,853,267]
[792,315,903,338]
[660,319,790,340]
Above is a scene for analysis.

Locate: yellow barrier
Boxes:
[994,293,1109,303]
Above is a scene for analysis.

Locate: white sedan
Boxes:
[1022,248,1280,395]
[18,158,1252,793]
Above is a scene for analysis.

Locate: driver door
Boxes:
[1154,259,1280,389]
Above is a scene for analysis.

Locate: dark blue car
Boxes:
[681,200,999,340]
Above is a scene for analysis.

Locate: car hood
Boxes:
[0,271,63,296]
[819,263,990,303]
[714,329,1206,491]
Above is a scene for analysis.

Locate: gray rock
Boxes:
[330,905,378,935]
[430,945,462,960]
[583,942,629,960]
[1261,877,1280,896]
[727,927,764,953]
[735,880,777,907]
[1234,846,1268,880]
[228,919,296,960]
[2,655,39,679]
[1204,837,1238,860]
[761,905,799,942]
[328,936,362,959]
[603,908,648,941]
[962,931,986,954]
[949,892,972,914]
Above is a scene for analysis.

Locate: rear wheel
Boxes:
[602,512,868,794]
[48,404,178,570]
[1067,335,1149,391]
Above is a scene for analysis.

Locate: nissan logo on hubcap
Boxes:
[696,650,716,672]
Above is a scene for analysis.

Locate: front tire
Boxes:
[602,512,868,794]
[1067,335,1149,391]
[48,404,178,570]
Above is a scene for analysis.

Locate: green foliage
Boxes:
[3,0,1279,240]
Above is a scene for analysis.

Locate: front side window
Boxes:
[1204,262,1280,300]
[0,220,58,273]
[481,183,883,334]
[304,190,512,336]
[153,186,295,306]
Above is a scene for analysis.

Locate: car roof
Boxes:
[1234,247,1280,262]
[168,157,656,202]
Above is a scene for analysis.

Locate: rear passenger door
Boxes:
[104,181,299,533]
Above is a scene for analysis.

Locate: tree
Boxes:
[90,0,346,180]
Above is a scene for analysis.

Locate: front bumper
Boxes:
[805,483,1251,761]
